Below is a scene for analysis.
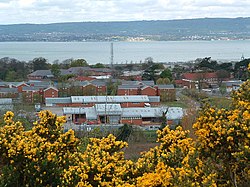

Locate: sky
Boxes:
[0,0,250,24]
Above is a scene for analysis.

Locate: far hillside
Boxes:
[1,17,250,41]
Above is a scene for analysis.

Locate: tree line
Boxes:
[0,57,106,82]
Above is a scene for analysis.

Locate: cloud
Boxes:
[0,0,249,24]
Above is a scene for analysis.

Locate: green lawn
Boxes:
[203,97,232,109]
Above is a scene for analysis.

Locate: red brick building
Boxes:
[43,87,58,98]
[117,85,139,95]
[140,85,157,96]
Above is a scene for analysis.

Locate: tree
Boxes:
[160,68,172,81]
[91,63,105,68]
[216,69,230,86]
[156,78,170,85]
[70,59,88,67]
[51,63,61,78]
[116,124,133,141]
[219,83,227,96]
[31,57,50,71]
[144,57,154,64]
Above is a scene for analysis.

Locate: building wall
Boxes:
[96,86,107,95]
[121,118,142,125]
[140,87,157,96]
[117,89,139,95]
[44,88,58,98]
[120,102,145,108]
[17,84,27,93]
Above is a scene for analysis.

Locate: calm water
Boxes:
[0,40,249,64]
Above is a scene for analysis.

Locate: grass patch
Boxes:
[161,100,189,108]
[203,97,232,109]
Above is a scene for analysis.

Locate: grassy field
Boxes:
[202,96,232,109]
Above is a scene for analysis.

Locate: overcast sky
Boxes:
[1,0,250,24]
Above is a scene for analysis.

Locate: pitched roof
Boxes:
[74,76,96,82]
[0,88,18,93]
[141,85,156,90]
[67,67,91,75]
[71,95,149,103]
[90,80,107,86]
[95,104,122,115]
[118,85,139,89]
[28,70,53,77]
[22,86,40,92]
[141,80,155,87]
[156,84,175,89]
[44,86,58,92]
[182,72,218,81]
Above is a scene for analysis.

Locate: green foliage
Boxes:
[91,63,105,68]
[234,58,250,80]
[70,59,88,67]
[51,63,61,78]
[31,57,50,71]
[156,77,171,85]
[160,68,172,81]
[116,124,133,141]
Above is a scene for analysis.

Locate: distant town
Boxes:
[0,56,249,130]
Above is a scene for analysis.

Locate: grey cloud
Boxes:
[0,0,250,24]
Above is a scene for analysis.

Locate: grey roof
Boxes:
[60,69,70,76]
[118,85,139,89]
[62,105,184,120]
[95,104,122,115]
[148,96,160,103]
[22,86,40,91]
[121,80,140,85]
[46,97,71,104]
[222,80,243,87]
[0,88,18,93]
[73,81,91,87]
[166,107,184,120]
[86,107,98,120]
[157,84,175,89]
[92,68,112,73]
[141,80,155,86]
[29,70,53,77]
[0,82,7,87]
[71,95,149,103]
[90,80,107,86]
[0,98,12,105]
[67,67,91,75]
[29,81,51,88]
[122,107,165,118]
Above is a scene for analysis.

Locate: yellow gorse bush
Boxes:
[0,68,249,186]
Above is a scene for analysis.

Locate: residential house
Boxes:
[43,86,59,98]
[181,72,219,89]
[22,86,42,103]
[0,88,18,98]
[117,85,140,95]
[28,70,54,80]
[140,85,157,96]
[222,80,243,93]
